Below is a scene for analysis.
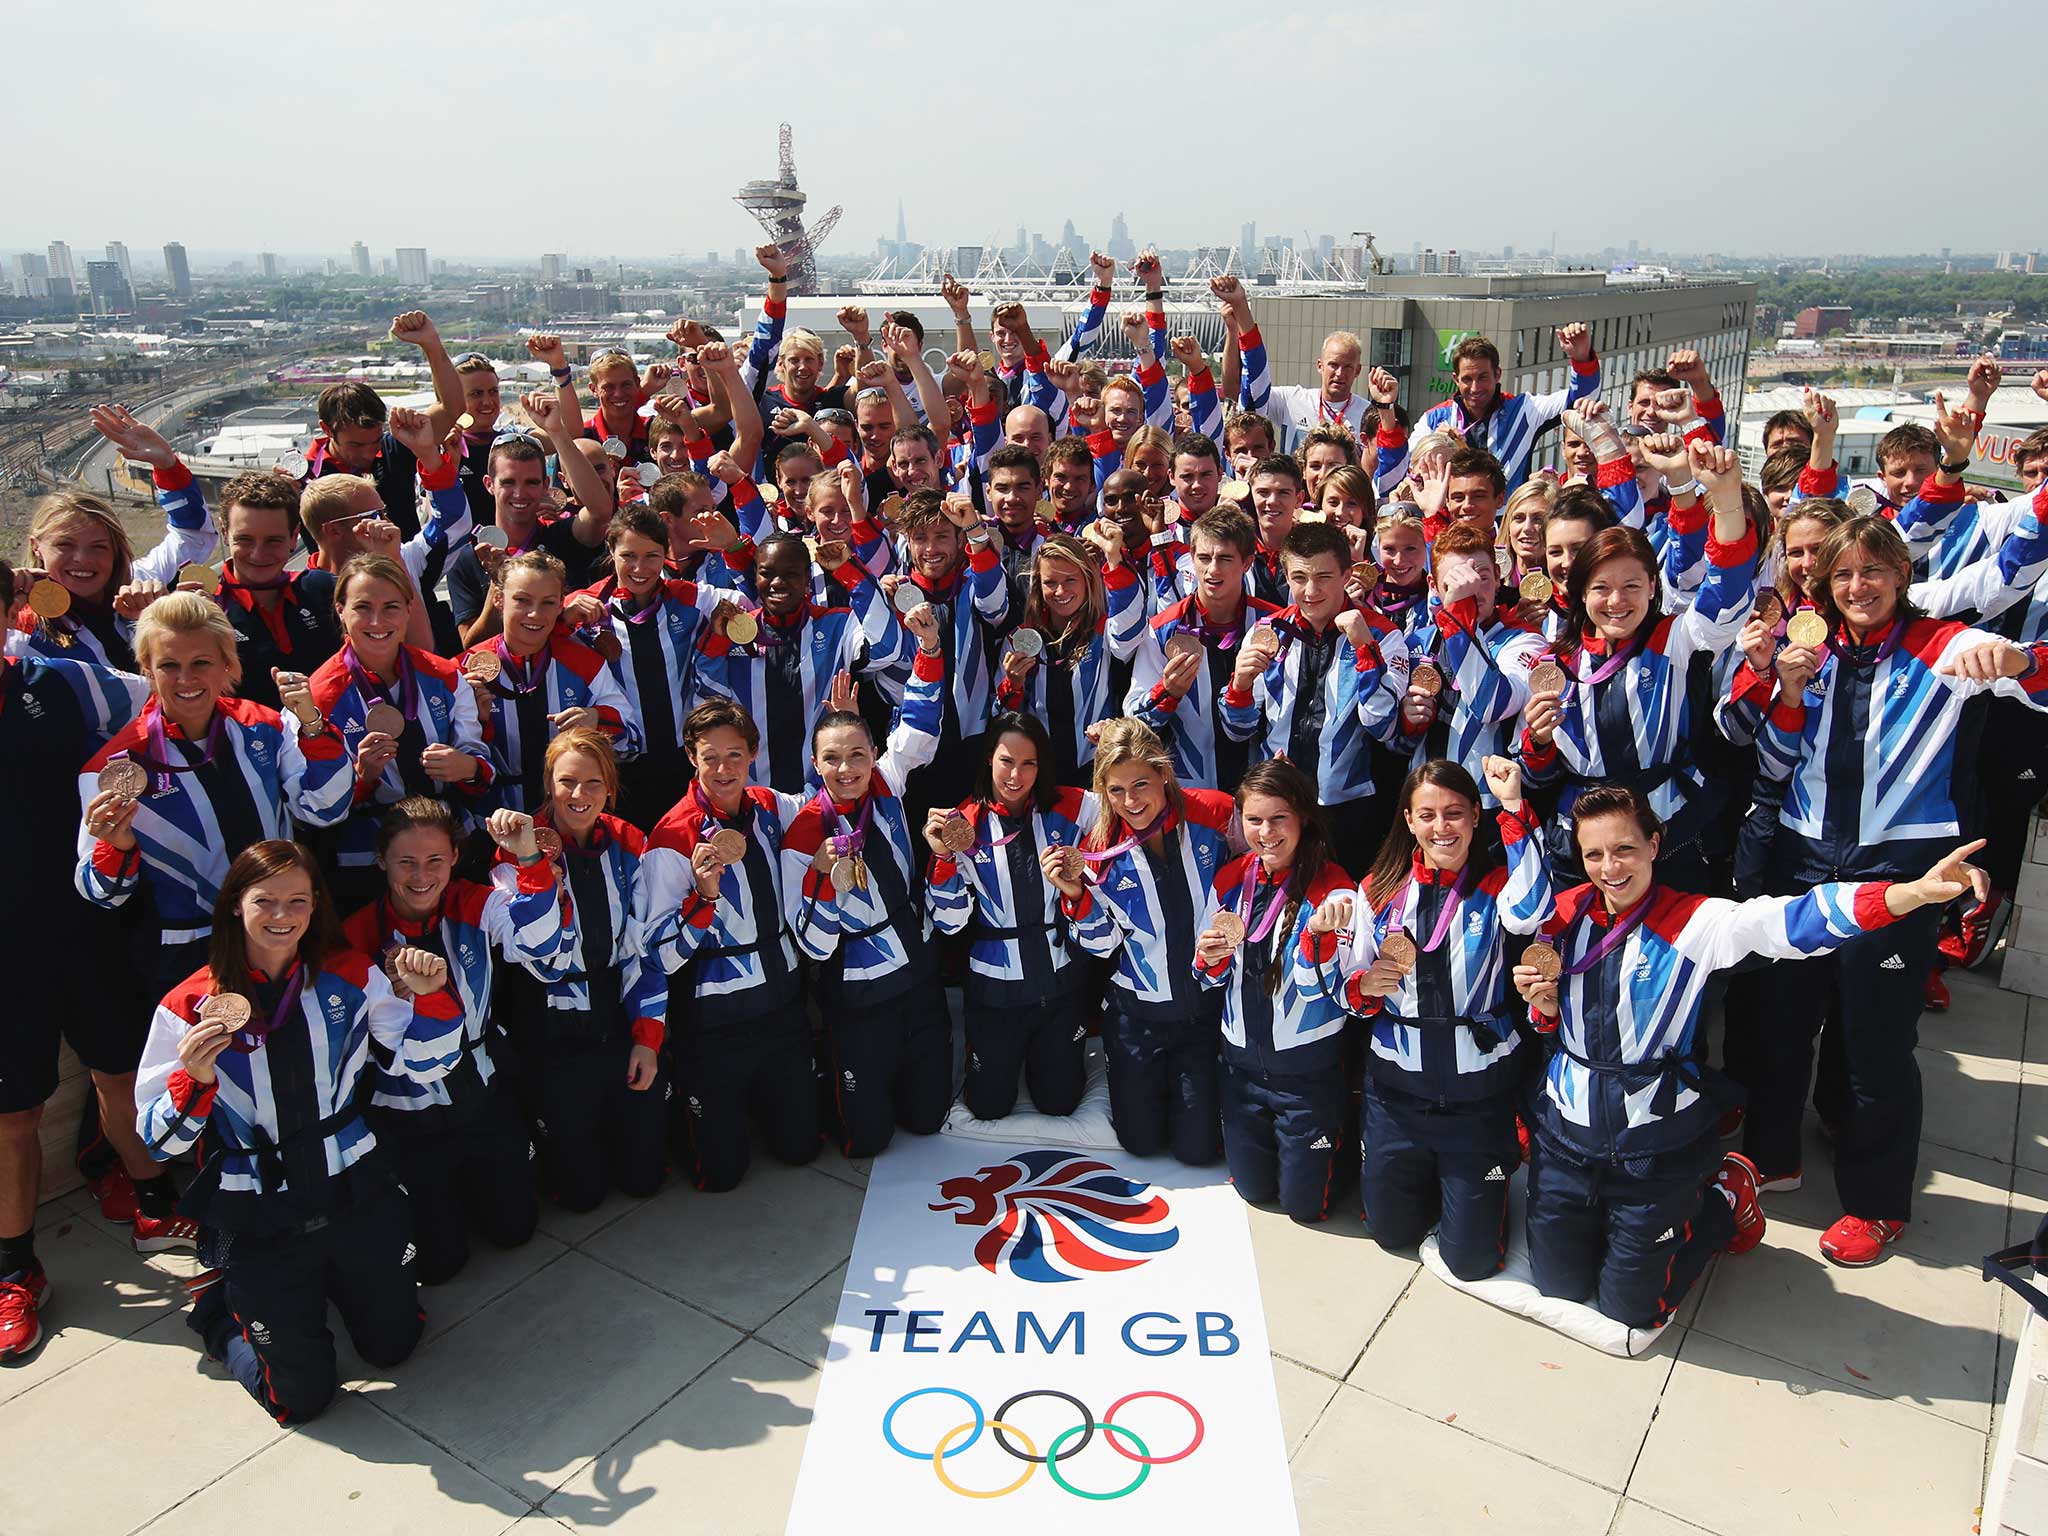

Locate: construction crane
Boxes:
[734,124,842,296]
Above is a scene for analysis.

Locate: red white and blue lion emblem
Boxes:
[927,1148,1179,1283]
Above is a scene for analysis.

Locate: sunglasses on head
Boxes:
[453,351,492,367]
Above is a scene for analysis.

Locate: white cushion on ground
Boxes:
[1418,1166,1675,1358]
[939,1039,1120,1150]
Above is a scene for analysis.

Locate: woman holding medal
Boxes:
[78,593,357,1000]
[502,729,671,1210]
[309,555,493,912]
[991,532,1145,788]
[1312,757,1551,1276]
[458,551,641,817]
[342,799,569,1284]
[1052,718,1237,1166]
[1516,439,1758,889]
[1189,761,1354,1223]
[10,405,219,671]
[925,714,1099,1122]
[783,623,946,1158]
[1507,786,1984,1319]
[133,840,467,1425]
[644,701,823,1192]
[1741,515,2048,1265]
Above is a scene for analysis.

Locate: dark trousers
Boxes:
[1103,1000,1221,1166]
[1736,907,1937,1221]
[826,975,952,1158]
[213,1184,422,1424]
[1526,1135,1733,1329]
[1978,699,2048,892]
[1220,1060,1344,1222]
[675,1003,820,1192]
[1360,1080,1518,1280]
[369,1090,538,1286]
[532,1042,669,1211]
[962,990,1089,1122]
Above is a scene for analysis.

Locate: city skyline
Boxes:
[4,0,2040,263]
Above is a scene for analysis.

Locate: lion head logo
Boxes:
[928,1148,1179,1283]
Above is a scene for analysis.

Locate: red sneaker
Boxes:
[1715,1153,1766,1256]
[1758,1166,1803,1193]
[85,1166,138,1224]
[1923,970,1950,1013]
[1820,1214,1905,1267]
[131,1213,199,1253]
[1715,1105,1745,1140]
[0,1267,49,1360]
[1941,889,2009,970]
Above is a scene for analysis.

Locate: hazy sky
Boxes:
[5,0,2039,268]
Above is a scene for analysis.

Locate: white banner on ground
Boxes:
[787,1134,1299,1533]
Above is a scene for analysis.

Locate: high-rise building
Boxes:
[1239,221,1258,267]
[1059,218,1084,261]
[324,257,339,276]
[1627,238,1640,262]
[896,200,907,246]
[45,241,74,298]
[350,240,372,277]
[1109,211,1134,263]
[1502,244,1515,261]
[258,252,280,281]
[162,242,191,298]
[83,260,135,316]
[395,247,429,285]
[13,252,50,299]
[105,241,132,283]
[540,253,563,283]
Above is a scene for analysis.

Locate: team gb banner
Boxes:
[786,1134,1299,1532]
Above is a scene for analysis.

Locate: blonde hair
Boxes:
[132,591,242,692]
[28,490,135,602]
[1409,429,1462,461]
[1125,424,1173,463]
[587,350,638,387]
[1500,478,1556,543]
[299,474,375,538]
[1025,535,1107,646]
[334,553,415,609]
[780,328,826,363]
[1086,718,1182,851]
[1319,330,1364,363]
[543,727,619,810]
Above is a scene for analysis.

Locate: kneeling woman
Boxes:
[1317,758,1551,1277]
[1053,718,1235,1165]
[785,624,945,1157]
[1193,760,1354,1222]
[133,841,467,1424]
[344,799,570,1284]
[1510,786,1979,1327]
[925,714,1098,1121]
[507,730,671,1210]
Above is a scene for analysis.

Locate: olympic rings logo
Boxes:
[881,1386,1204,1500]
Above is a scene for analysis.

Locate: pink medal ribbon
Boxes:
[141,705,229,795]
[1568,634,1641,687]
[1410,863,1476,953]
[1083,806,1170,865]
[812,790,874,859]
[1561,893,1655,977]
[227,963,303,1054]
[343,642,418,723]
[980,804,1028,850]
[1828,616,1906,667]
[492,638,548,697]
[1234,860,1294,945]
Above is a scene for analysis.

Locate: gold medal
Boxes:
[1220,479,1250,502]
[815,540,849,570]
[757,481,782,505]
[27,579,70,620]
[456,412,476,431]
[1519,571,1554,605]
[724,610,760,645]
[177,563,217,589]
[1523,941,1562,981]
[1033,498,1057,527]
[1351,560,1380,590]
[1786,610,1828,649]
[977,351,998,376]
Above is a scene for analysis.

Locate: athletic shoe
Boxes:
[1758,1166,1804,1193]
[131,1213,199,1253]
[1940,888,2010,970]
[86,1166,138,1224]
[0,1268,49,1360]
[1716,1153,1766,1256]
[1923,970,1950,1013]
[1715,1105,1745,1140]
[1820,1214,1905,1267]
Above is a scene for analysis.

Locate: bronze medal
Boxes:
[1211,910,1247,947]
[1519,571,1555,605]
[939,814,977,854]
[1523,941,1563,982]
[97,757,149,799]
[830,855,859,892]
[1409,661,1444,698]
[1528,660,1569,696]
[532,827,563,863]
[1060,845,1087,883]
[1166,631,1204,662]
[708,828,749,865]
[1786,610,1828,649]
[363,702,406,738]
[465,649,503,683]
[1379,931,1418,972]
[198,993,252,1032]
[877,493,905,527]
[27,579,71,620]
[723,610,760,645]
[592,629,623,663]
[1753,590,1787,630]
[815,539,850,570]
